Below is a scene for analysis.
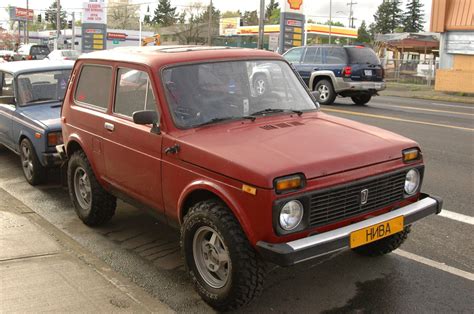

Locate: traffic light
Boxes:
[45,12,49,21]
[67,20,72,29]
[37,14,42,23]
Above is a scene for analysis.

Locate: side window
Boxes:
[114,68,157,117]
[75,65,112,109]
[303,47,319,64]
[0,72,14,104]
[324,47,348,64]
[283,47,304,63]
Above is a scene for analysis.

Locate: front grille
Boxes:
[308,171,406,227]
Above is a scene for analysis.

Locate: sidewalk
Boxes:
[0,188,173,313]
[381,82,474,104]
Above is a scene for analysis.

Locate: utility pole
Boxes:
[257,0,265,49]
[71,12,75,50]
[347,0,357,28]
[207,0,212,46]
[328,0,332,44]
[56,0,61,50]
[26,0,29,43]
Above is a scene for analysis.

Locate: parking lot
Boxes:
[0,94,472,313]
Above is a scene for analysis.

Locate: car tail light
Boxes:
[27,55,32,60]
[343,66,352,77]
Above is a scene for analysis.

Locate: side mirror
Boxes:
[133,110,160,134]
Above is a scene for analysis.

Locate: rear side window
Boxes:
[322,47,348,64]
[114,68,156,117]
[302,47,322,64]
[30,46,50,55]
[346,47,381,65]
[75,65,112,109]
[284,47,304,63]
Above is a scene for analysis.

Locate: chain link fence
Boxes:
[381,59,438,86]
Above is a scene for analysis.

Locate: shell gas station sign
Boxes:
[279,0,305,53]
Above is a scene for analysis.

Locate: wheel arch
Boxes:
[178,181,254,243]
[309,71,337,91]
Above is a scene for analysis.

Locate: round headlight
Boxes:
[279,200,304,231]
[404,169,420,195]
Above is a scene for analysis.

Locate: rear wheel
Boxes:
[181,199,266,311]
[353,226,411,256]
[20,138,46,185]
[68,150,116,226]
[351,94,372,105]
[315,79,337,105]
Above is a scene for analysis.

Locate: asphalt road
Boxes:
[0,95,473,313]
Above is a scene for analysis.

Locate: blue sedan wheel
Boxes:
[20,138,46,185]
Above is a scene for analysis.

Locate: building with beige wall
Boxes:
[431,0,474,93]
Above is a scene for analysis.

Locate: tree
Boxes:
[324,20,345,27]
[403,0,424,32]
[266,8,280,25]
[357,20,372,43]
[372,0,402,34]
[152,0,177,26]
[143,5,152,25]
[221,11,241,18]
[108,4,139,29]
[265,0,279,22]
[45,1,67,30]
[241,10,259,26]
[175,3,206,44]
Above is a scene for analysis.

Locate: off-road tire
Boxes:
[68,150,116,226]
[315,79,337,105]
[20,138,46,186]
[351,94,372,105]
[353,226,411,257]
[181,199,266,311]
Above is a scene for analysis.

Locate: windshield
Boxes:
[162,60,317,128]
[17,69,72,106]
[346,47,380,65]
[30,46,50,56]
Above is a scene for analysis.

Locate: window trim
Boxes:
[73,63,113,112]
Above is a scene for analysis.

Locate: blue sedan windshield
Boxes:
[17,69,71,106]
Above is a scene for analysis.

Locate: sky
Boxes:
[1,0,433,30]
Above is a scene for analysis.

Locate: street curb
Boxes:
[1,187,174,313]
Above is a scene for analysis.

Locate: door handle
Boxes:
[104,122,115,132]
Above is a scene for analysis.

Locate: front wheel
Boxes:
[181,200,266,311]
[20,138,46,185]
[353,226,411,257]
[351,94,372,105]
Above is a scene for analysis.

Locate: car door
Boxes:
[102,66,164,211]
[0,71,15,148]
[297,47,322,87]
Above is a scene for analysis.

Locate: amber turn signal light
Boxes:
[403,149,420,162]
[275,175,304,193]
[47,132,63,147]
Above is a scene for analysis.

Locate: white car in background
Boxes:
[46,49,81,61]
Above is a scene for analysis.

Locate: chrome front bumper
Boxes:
[257,194,442,266]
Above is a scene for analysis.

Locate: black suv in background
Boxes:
[283,45,385,105]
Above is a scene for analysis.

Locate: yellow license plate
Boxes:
[350,216,404,249]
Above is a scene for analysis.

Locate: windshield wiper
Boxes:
[25,98,55,104]
[196,115,256,127]
[251,108,303,116]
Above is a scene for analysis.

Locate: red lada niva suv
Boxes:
[58,46,442,311]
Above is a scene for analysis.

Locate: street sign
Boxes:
[107,32,127,41]
[112,40,120,44]
[81,23,106,53]
[9,7,34,21]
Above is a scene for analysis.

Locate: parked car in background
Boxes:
[283,45,385,105]
[47,49,81,61]
[13,44,51,61]
[0,50,15,62]
[0,60,73,185]
[58,46,442,311]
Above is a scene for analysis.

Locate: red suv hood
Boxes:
[176,112,418,188]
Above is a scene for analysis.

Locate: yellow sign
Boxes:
[294,27,302,34]
[93,39,103,44]
[287,0,303,10]
[93,44,103,49]
[93,34,103,39]
[293,33,302,40]
[350,216,404,248]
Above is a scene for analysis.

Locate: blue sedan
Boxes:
[0,60,73,185]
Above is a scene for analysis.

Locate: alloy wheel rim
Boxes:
[21,143,34,181]
[74,167,91,210]
[318,85,329,101]
[193,226,231,289]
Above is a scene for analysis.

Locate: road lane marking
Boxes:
[431,102,474,109]
[395,249,474,281]
[322,108,474,132]
[439,210,474,225]
[373,104,474,116]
